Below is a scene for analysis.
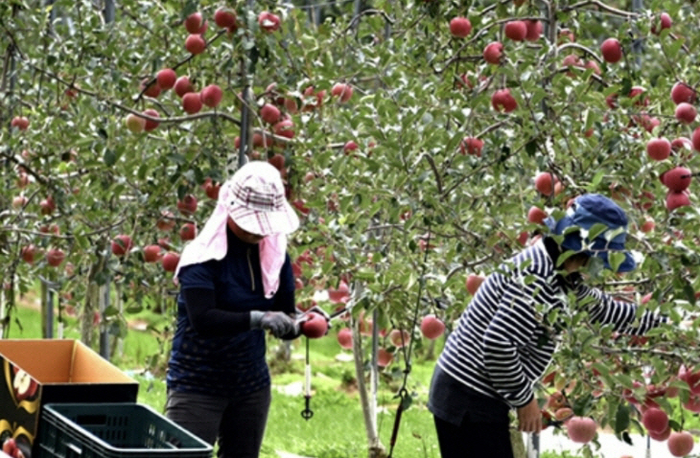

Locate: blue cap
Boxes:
[544,194,636,272]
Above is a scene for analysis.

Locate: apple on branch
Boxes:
[156,68,177,90]
[337,328,353,349]
[111,235,133,257]
[600,38,622,63]
[162,252,180,272]
[668,431,694,457]
[504,21,527,41]
[449,17,471,38]
[46,248,66,267]
[420,314,445,340]
[565,416,597,444]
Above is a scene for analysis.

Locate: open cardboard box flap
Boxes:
[0,339,135,384]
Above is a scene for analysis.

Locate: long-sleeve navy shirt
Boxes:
[167,227,295,397]
[436,237,665,409]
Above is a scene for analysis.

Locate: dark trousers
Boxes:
[165,387,271,458]
[434,415,514,458]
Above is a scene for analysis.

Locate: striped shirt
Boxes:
[437,237,665,409]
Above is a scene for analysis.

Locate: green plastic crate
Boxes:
[37,403,213,458]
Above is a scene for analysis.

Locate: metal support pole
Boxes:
[39,276,59,339]
[631,0,643,67]
[99,283,111,360]
[102,0,115,24]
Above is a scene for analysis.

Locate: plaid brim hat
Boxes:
[544,194,636,272]
[223,161,299,236]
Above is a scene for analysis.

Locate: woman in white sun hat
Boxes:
[165,161,301,458]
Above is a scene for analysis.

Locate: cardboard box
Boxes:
[0,339,139,458]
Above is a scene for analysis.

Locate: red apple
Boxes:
[675,103,696,124]
[182,92,203,114]
[185,34,206,55]
[337,328,353,349]
[11,116,30,131]
[663,167,692,192]
[584,60,601,75]
[260,104,281,124]
[449,16,471,38]
[157,211,176,231]
[21,245,36,264]
[174,76,195,98]
[201,84,223,108]
[177,194,198,215]
[377,348,393,367]
[646,138,671,161]
[566,416,597,444]
[504,20,527,41]
[666,190,691,211]
[180,222,197,241]
[672,82,695,105]
[258,11,280,32]
[203,178,221,200]
[111,234,133,256]
[184,12,206,34]
[40,196,56,215]
[640,217,655,233]
[642,407,669,434]
[156,68,177,90]
[140,79,161,98]
[389,329,410,348]
[162,252,180,272]
[420,315,446,340]
[46,248,65,267]
[143,245,162,263]
[125,113,146,133]
[668,431,694,457]
[483,42,503,65]
[214,8,237,30]
[534,172,559,196]
[142,109,160,131]
[527,206,548,225]
[460,137,483,156]
[649,425,672,441]
[524,20,543,41]
[491,88,517,112]
[268,153,285,172]
[466,273,485,295]
[600,38,622,63]
[331,83,353,103]
[628,86,649,106]
[12,195,27,208]
[301,312,328,338]
[273,119,295,139]
[651,12,672,35]
[344,141,359,154]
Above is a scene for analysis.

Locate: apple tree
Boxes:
[4,0,700,457]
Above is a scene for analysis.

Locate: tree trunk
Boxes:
[350,298,387,458]
[82,244,107,347]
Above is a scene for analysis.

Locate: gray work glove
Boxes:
[250,311,297,339]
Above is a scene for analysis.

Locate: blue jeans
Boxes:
[165,386,271,458]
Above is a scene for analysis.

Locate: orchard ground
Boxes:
[10,295,700,458]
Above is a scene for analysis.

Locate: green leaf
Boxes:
[614,403,630,434]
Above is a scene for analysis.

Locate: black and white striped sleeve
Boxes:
[575,284,667,334]
[482,275,561,407]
